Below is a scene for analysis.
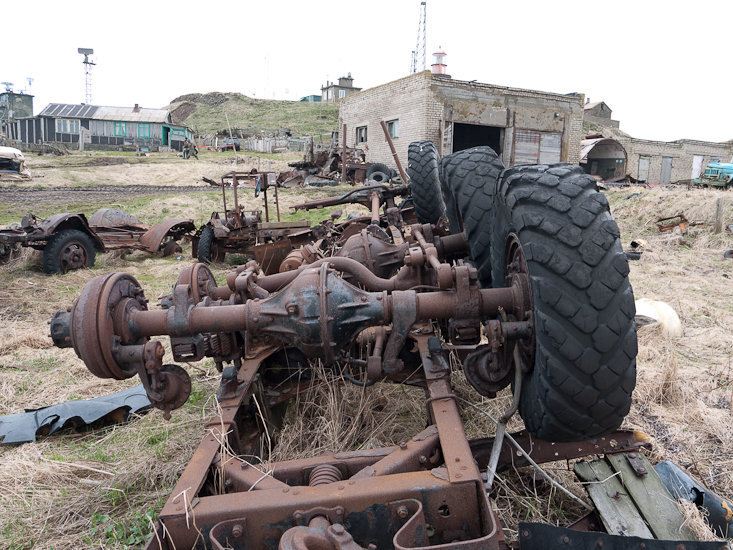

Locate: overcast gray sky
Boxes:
[5,0,731,143]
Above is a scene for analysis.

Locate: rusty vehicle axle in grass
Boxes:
[50,148,640,548]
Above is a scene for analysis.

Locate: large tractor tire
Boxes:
[197,225,224,264]
[407,140,446,225]
[366,163,390,183]
[439,146,505,287]
[491,164,637,441]
[43,229,96,274]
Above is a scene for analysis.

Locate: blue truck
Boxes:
[694,162,733,189]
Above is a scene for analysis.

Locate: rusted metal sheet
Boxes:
[88,208,145,229]
[138,218,195,254]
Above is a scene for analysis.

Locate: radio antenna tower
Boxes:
[78,48,95,104]
[410,2,427,73]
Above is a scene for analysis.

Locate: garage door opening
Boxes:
[580,137,627,181]
[453,123,503,155]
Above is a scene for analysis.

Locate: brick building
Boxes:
[321,74,361,103]
[583,101,620,129]
[339,71,585,170]
[617,136,733,184]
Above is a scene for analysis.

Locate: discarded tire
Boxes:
[197,225,223,264]
[407,140,446,224]
[366,163,391,183]
[43,229,96,274]
[439,146,505,286]
[493,164,637,441]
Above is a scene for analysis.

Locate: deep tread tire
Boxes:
[494,163,637,441]
[197,225,221,264]
[366,163,390,181]
[407,141,446,224]
[439,146,505,287]
[43,229,96,274]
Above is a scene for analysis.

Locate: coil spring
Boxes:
[308,464,343,486]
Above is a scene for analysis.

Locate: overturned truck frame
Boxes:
[51,148,644,549]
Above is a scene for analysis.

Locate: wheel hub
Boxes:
[70,272,149,380]
[504,233,535,371]
[59,241,87,272]
[463,233,535,396]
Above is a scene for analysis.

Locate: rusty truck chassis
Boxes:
[48,207,653,550]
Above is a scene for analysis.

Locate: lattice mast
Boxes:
[410,2,427,74]
[78,48,95,104]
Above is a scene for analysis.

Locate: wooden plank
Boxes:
[606,452,697,541]
[574,459,654,538]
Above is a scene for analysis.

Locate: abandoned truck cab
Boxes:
[51,145,643,549]
[694,162,733,188]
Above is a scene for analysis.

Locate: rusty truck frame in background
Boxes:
[0,208,194,273]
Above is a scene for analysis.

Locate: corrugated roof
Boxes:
[38,103,170,123]
[94,106,170,123]
[39,104,98,118]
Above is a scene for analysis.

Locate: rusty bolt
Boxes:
[522,530,529,538]
[563,536,570,544]
[331,524,345,536]
[399,441,407,450]
[419,455,427,464]
[232,524,243,538]
[596,541,603,548]
[396,506,409,519]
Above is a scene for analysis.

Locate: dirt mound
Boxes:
[169,91,234,107]
[170,101,197,123]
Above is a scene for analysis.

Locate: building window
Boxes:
[338,90,346,99]
[138,123,151,138]
[55,119,79,134]
[114,121,127,137]
[356,126,367,144]
[387,119,399,139]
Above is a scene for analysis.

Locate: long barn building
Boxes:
[6,103,192,151]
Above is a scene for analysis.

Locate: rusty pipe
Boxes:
[380,120,408,184]
[370,192,380,224]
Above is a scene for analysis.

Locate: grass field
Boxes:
[0,152,731,548]
[166,92,339,136]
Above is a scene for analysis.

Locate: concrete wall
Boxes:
[339,71,585,170]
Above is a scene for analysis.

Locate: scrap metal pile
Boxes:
[48,144,705,549]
